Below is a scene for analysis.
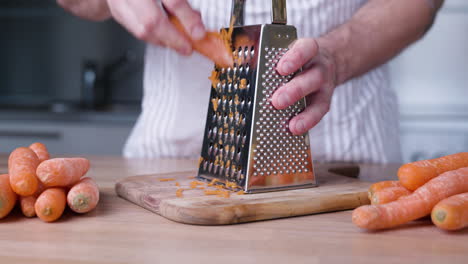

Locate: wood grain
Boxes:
[1,155,467,264]
[115,165,371,225]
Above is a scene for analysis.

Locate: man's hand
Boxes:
[57,0,111,21]
[57,0,206,56]
[106,0,206,55]
[271,39,337,135]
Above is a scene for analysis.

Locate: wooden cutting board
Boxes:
[115,164,370,225]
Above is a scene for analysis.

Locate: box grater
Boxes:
[197,0,316,193]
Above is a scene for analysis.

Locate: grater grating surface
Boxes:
[197,0,316,193]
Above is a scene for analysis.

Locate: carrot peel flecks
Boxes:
[159,178,176,182]
[176,188,184,198]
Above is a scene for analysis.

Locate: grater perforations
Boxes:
[198,1,316,192]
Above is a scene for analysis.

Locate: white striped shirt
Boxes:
[123,0,402,164]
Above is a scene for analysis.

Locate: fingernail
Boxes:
[191,25,206,40]
[282,61,294,74]
[295,120,306,133]
[276,92,290,109]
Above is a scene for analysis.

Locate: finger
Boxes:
[108,0,192,55]
[276,38,319,76]
[271,67,324,110]
[162,0,206,40]
[288,88,332,135]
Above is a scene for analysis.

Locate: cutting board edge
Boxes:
[158,190,370,225]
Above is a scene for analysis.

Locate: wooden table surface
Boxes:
[0,155,467,264]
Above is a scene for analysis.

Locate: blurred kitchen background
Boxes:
[0,0,467,162]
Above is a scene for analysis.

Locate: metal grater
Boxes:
[197,0,316,193]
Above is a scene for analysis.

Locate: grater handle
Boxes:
[271,0,287,24]
[230,0,246,26]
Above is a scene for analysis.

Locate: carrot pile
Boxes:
[353,152,468,231]
[0,142,99,222]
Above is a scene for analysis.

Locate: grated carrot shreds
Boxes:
[225,181,240,189]
[208,178,220,186]
[190,180,206,189]
[187,176,196,179]
[175,182,180,187]
[159,178,176,182]
[218,190,230,198]
[208,70,220,89]
[239,78,248,90]
[204,190,220,195]
[204,189,230,198]
[236,190,245,195]
[176,188,184,198]
[211,98,219,111]
[197,186,205,190]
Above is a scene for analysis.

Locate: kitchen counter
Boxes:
[0,155,466,264]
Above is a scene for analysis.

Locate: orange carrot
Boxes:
[29,142,50,162]
[21,181,46,216]
[67,177,99,213]
[170,16,233,68]
[36,158,90,187]
[431,192,468,231]
[0,174,17,219]
[19,196,36,217]
[398,152,468,191]
[158,178,176,182]
[367,181,402,200]
[176,188,184,198]
[35,188,66,222]
[352,167,468,230]
[371,186,412,205]
[8,147,40,196]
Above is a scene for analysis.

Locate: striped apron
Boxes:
[123,0,402,164]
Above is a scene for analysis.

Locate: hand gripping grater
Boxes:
[197,0,316,193]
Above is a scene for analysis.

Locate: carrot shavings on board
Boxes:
[239,78,248,90]
[204,189,230,198]
[208,178,220,186]
[175,182,180,187]
[176,188,184,198]
[236,190,245,195]
[159,178,176,182]
[190,181,206,189]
